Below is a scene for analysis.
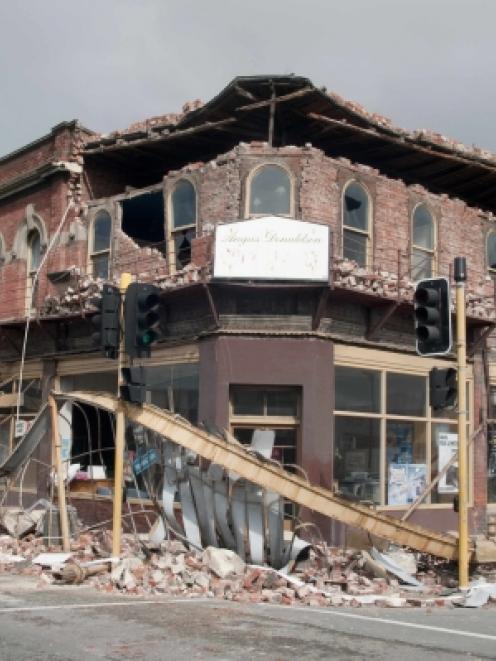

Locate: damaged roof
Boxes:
[85,75,496,213]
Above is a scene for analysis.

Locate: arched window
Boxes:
[412,205,435,280]
[28,229,42,274]
[487,231,496,272]
[26,229,42,311]
[171,179,196,269]
[249,165,291,216]
[342,182,370,267]
[90,210,111,278]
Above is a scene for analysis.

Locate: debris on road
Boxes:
[1,531,494,609]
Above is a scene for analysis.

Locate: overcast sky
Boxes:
[1,0,495,157]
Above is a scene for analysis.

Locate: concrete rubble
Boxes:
[1,531,495,609]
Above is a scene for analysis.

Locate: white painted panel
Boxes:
[214,217,329,281]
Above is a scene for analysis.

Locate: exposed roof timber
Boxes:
[429,168,486,191]
[85,117,238,155]
[235,86,314,113]
[234,84,259,102]
[128,145,172,165]
[307,112,496,177]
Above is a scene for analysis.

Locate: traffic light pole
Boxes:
[454,257,469,589]
[112,272,132,558]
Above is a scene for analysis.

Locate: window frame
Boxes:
[486,230,496,274]
[341,180,372,268]
[89,209,112,279]
[167,177,198,272]
[334,347,473,510]
[245,162,295,219]
[25,228,42,312]
[411,203,436,280]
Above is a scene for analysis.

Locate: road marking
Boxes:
[0,597,211,614]
[258,603,496,642]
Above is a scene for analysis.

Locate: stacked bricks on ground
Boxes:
[1,532,495,609]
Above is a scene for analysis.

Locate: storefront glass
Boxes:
[334,366,472,508]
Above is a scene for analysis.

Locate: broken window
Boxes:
[248,165,291,216]
[90,210,111,279]
[230,386,300,517]
[342,182,370,267]
[121,191,166,255]
[412,205,435,280]
[170,180,196,269]
[60,372,118,489]
[487,231,496,272]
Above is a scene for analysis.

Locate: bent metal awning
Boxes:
[53,389,469,561]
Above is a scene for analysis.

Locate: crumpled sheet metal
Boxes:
[155,433,309,568]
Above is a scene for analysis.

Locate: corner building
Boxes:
[1,76,495,542]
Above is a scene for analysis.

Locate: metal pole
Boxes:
[454,257,469,589]
[49,395,70,552]
[112,272,132,558]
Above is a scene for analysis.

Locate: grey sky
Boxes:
[1,0,495,157]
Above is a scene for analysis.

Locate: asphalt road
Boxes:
[0,575,495,660]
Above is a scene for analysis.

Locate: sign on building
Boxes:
[213,217,330,282]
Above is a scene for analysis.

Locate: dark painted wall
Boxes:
[198,335,334,538]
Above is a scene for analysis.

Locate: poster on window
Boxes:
[388,463,427,505]
[437,432,458,494]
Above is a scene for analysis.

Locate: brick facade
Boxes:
[1,77,495,535]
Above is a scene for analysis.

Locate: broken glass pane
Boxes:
[343,183,369,231]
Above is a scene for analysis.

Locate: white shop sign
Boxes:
[213,217,330,282]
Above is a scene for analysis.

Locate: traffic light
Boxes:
[429,367,457,410]
[121,366,147,404]
[91,284,121,359]
[124,282,163,358]
[414,277,452,356]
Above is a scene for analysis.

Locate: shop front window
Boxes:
[334,366,471,507]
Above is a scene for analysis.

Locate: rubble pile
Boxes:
[41,263,211,318]
[1,531,495,609]
[333,258,496,320]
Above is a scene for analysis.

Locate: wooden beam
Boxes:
[236,87,314,113]
[85,118,238,155]
[308,112,496,177]
[54,390,468,560]
[366,301,400,340]
[234,84,258,102]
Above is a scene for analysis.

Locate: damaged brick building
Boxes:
[1,75,496,542]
